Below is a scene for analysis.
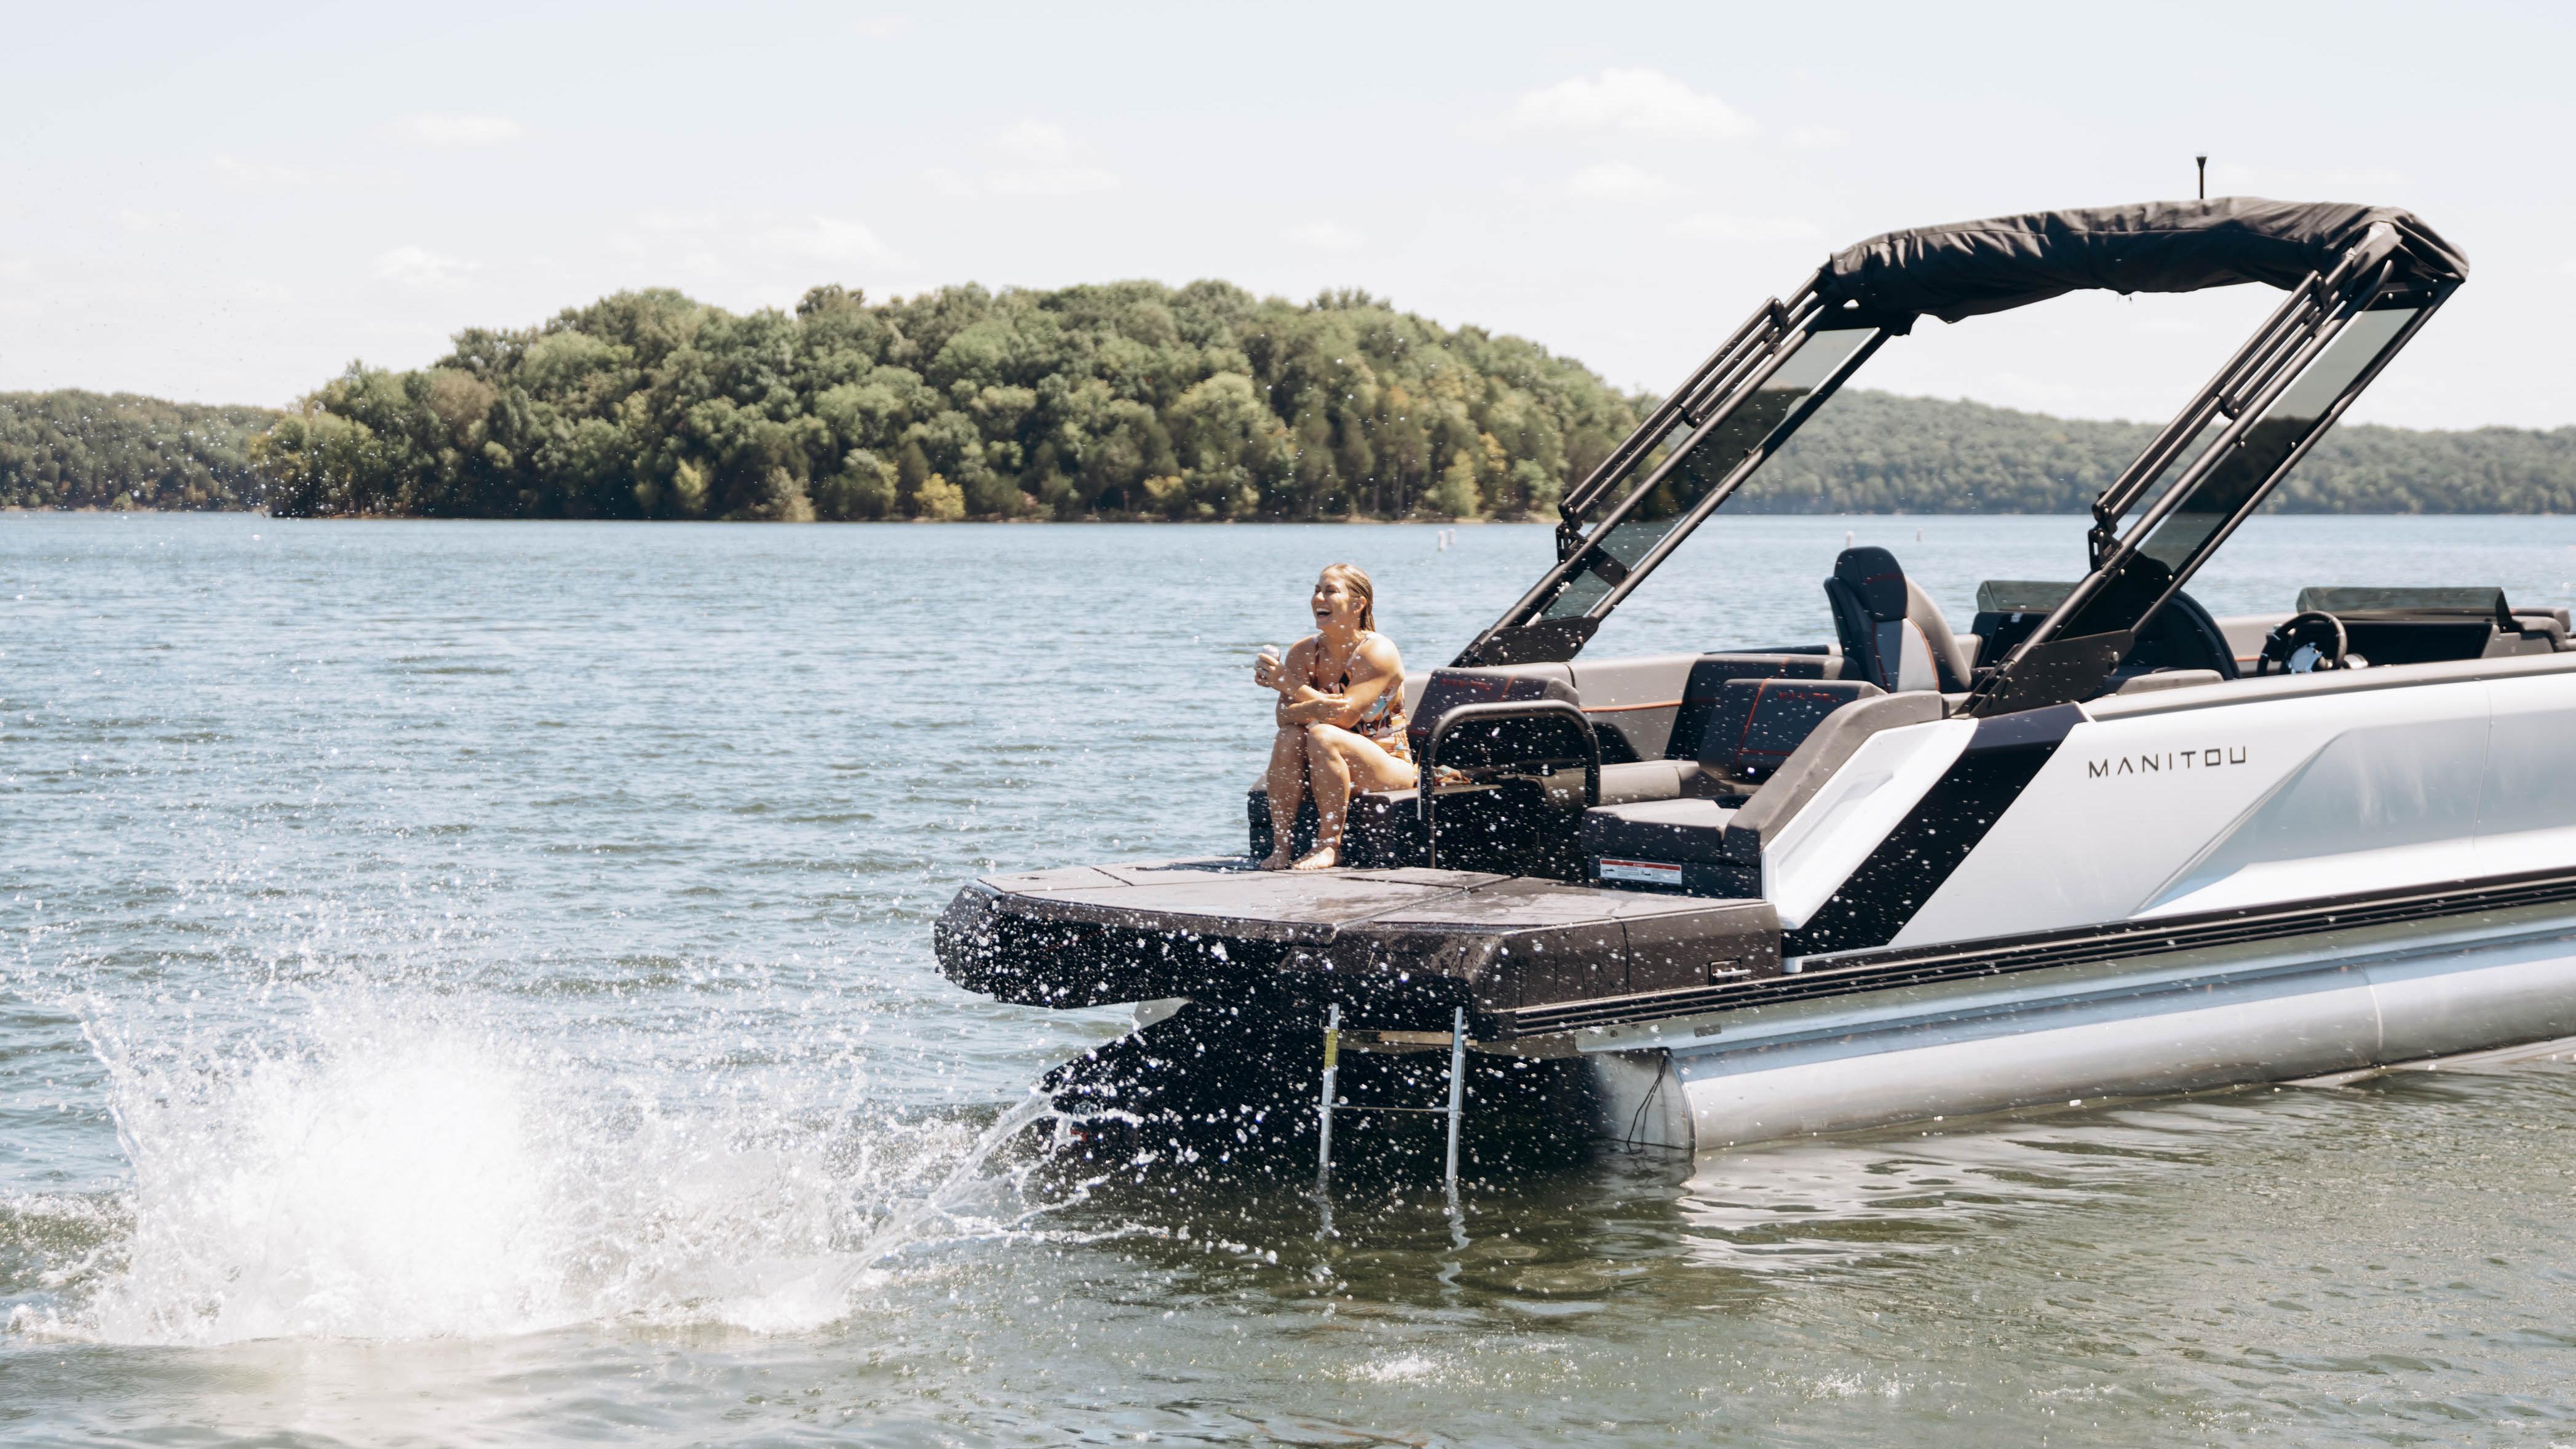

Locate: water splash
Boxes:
[10,991,1073,1345]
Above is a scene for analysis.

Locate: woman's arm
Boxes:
[1266,637,1329,726]
[1274,636,1401,728]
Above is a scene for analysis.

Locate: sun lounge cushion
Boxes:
[1581,797,1743,867]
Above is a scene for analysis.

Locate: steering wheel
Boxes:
[2257,611,2348,676]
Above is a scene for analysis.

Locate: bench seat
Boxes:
[1582,677,1892,896]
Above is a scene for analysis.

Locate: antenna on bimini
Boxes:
[2196,154,2208,200]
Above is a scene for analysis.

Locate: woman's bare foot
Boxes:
[1289,844,1341,871]
[1256,850,1295,871]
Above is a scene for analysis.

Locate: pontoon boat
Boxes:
[937,199,2576,1173]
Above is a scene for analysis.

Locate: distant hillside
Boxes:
[6,287,2574,517]
[1,391,279,511]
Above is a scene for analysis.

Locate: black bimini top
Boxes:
[1819,198,2469,327]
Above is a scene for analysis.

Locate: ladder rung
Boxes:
[1333,1105,1455,1114]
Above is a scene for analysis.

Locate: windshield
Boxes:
[1535,325,1877,622]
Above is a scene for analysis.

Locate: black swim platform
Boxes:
[936,859,1779,1034]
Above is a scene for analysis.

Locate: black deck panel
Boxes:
[940,860,1782,1025]
[977,859,1513,943]
[986,859,1710,934]
[977,864,1135,894]
[1363,875,1745,928]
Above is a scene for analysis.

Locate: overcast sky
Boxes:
[6,0,2570,429]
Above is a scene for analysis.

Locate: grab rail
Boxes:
[1416,701,1601,870]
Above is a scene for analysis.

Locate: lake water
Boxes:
[7,511,2576,1446]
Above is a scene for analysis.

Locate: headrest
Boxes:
[1833,547,1909,622]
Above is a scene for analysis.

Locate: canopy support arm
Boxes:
[1553,275,1821,554]
[2126,290,2444,630]
[2082,231,2397,568]
[1969,252,2453,718]
[1590,330,1889,616]
[1456,284,1863,668]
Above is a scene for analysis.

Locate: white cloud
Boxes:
[116,208,186,232]
[398,113,524,146]
[1786,126,1848,151]
[930,123,1119,197]
[985,165,1116,197]
[850,15,910,38]
[1288,221,1364,253]
[989,120,1079,164]
[1670,213,1823,241]
[0,256,31,282]
[636,208,724,234]
[983,121,1118,196]
[212,153,314,187]
[763,216,902,266]
[2557,258,2576,276]
[373,245,476,288]
[1567,162,1685,199]
[1508,68,1754,140]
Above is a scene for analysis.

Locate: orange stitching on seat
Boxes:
[1729,680,1767,764]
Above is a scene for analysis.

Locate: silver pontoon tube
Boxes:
[1590,902,2576,1151]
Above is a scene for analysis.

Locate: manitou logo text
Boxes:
[2089,747,2247,779]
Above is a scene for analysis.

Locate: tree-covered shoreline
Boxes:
[0,391,279,512]
[6,280,2575,518]
[248,282,1638,523]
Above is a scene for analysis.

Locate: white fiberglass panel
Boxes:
[1893,677,2494,947]
[2144,838,2486,917]
[2471,670,2576,877]
[1763,719,1972,929]
[2140,712,2489,916]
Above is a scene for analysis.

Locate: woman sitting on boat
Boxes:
[1253,563,1413,871]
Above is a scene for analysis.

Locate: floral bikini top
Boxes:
[1313,631,1410,761]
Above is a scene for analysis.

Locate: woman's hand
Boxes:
[1253,653,1282,690]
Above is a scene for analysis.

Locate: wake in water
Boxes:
[7,990,1085,1345]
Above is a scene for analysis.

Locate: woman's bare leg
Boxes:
[1291,729,1423,870]
[1290,725,1417,870]
[1259,725,1306,868]
[1293,725,1355,870]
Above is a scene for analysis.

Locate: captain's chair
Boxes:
[1824,546,1972,693]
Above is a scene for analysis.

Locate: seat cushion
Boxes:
[1826,546,1971,691]
[1596,758,1699,806]
[1696,677,1884,787]
[1666,652,1841,760]
[1581,796,1740,867]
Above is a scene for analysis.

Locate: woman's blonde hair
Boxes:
[1318,563,1376,633]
